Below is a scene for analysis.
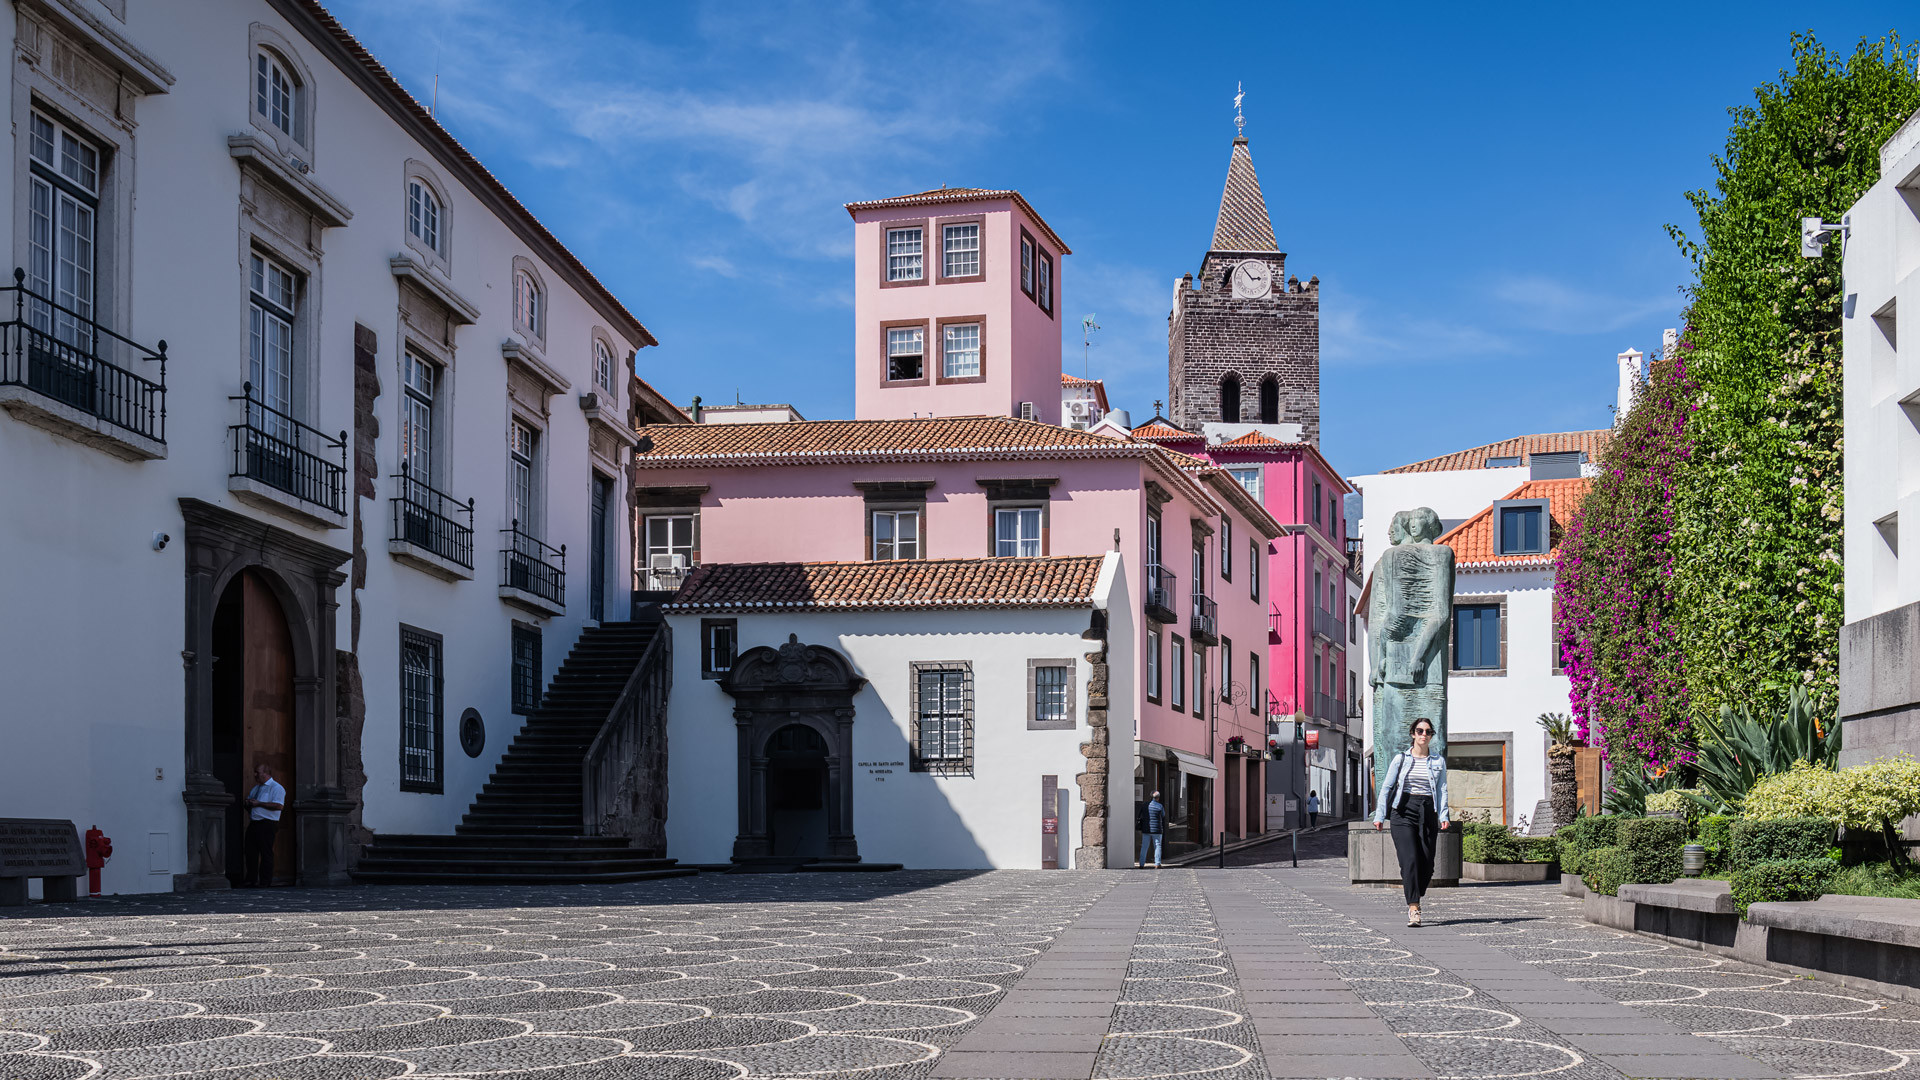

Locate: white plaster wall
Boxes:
[0,1,646,892]
[663,606,1114,870]
[1842,111,1920,624]
[1351,467,1531,585]
[1439,568,1561,826]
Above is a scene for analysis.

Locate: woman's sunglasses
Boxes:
[1413,728,1433,736]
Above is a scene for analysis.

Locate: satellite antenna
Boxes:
[1080,314,1101,378]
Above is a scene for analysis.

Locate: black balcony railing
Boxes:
[1268,607,1284,641]
[1145,564,1177,623]
[230,383,346,513]
[391,469,475,570]
[1312,606,1342,643]
[1190,592,1218,644]
[0,269,166,443]
[502,521,565,606]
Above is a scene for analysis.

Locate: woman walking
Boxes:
[1372,718,1450,926]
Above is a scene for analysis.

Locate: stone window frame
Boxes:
[1451,593,1509,677]
[981,477,1055,557]
[248,24,316,161]
[935,213,986,283]
[589,327,622,399]
[701,618,737,680]
[242,229,322,431]
[510,621,542,714]
[879,317,930,387]
[1019,228,1037,299]
[402,159,452,274]
[879,217,929,288]
[1027,658,1077,731]
[398,623,445,794]
[1036,246,1055,318]
[934,312,988,385]
[909,660,974,776]
[1146,625,1162,704]
[1494,498,1552,556]
[855,480,932,560]
[511,255,548,351]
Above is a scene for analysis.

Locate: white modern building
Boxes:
[1839,103,1920,787]
[0,0,682,894]
[658,556,1131,870]
[1350,427,1609,826]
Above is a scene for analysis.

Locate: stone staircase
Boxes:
[352,619,693,886]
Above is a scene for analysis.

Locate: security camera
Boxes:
[1801,216,1849,258]
[152,531,170,551]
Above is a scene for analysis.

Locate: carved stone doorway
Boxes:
[719,636,865,863]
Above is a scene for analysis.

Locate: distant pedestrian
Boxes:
[1372,718,1450,926]
[1136,791,1166,868]
[1307,790,1320,828]
[243,763,285,887]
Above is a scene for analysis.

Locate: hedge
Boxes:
[1730,858,1837,916]
[1618,817,1687,886]
[1731,817,1836,868]
[1585,846,1629,896]
[1557,814,1620,876]
[1463,824,1557,865]
[1698,814,1735,871]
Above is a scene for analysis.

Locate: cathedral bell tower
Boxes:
[1168,126,1320,444]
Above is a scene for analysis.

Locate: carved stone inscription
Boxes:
[0,819,84,877]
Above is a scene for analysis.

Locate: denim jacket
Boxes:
[1372,751,1450,823]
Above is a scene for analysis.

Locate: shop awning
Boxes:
[1135,739,1218,780]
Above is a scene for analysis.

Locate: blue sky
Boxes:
[329,1,1914,477]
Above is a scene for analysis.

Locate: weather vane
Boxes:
[1234,81,1245,137]
[1080,314,1101,378]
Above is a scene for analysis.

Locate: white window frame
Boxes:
[886,325,924,381]
[1028,659,1075,730]
[942,222,980,277]
[594,338,616,394]
[1221,515,1233,581]
[995,507,1043,557]
[513,263,545,344]
[400,350,436,489]
[941,321,981,379]
[1171,635,1186,710]
[644,513,696,590]
[1147,626,1161,701]
[872,508,920,560]
[886,227,924,282]
[248,250,298,433]
[509,419,540,537]
[254,49,299,142]
[26,110,99,352]
[1229,466,1263,501]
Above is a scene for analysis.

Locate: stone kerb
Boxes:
[1346,819,1461,888]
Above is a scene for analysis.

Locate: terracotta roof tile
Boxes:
[1129,420,1199,442]
[636,414,1145,464]
[1213,138,1279,253]
[665,557,1106,613]
[1219,429,1289,447]
[1383,429,1612,474]
[843,188,1071,254]
[1438,478,1591,570]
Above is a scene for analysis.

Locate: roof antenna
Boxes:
[1080,314,1101,379]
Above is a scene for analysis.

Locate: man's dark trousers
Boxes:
[244,819,278,886]
[1389,794,1438,905]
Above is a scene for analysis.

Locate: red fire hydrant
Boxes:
[84,827,111,898]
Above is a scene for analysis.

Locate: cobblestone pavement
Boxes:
[3,830,1919,1079]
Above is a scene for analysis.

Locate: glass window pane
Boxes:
[943,223,979,277]
[942,323,980,378]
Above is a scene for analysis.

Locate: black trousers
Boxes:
[244,819,278,886]
[1389,794,1437,906]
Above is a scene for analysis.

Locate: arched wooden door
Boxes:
[212,569,297,886]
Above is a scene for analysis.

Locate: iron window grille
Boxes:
[511,624,542,713]
[701,619,737,680]
[1028,660,1075,730]
[0,268,166,444]
[399,626,444,792]
[910,661,973,776]
[230,382,345,513]
[501,520,565,606]
[886,227,924,281]
[391,467,474,569]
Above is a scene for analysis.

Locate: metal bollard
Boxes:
[1292,828,1298,868]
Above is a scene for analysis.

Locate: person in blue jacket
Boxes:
[1372,718,1450,926]
[1136,791,1166,868]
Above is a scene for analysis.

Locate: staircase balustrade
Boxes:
[582,623,672,849]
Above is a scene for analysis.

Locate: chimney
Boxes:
[1615,348,1644,426]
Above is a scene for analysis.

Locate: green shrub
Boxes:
[1731,817,1836,868]
[1584,846,1629,895]
[1826,861,1920,900]
[1743,758,1920,855]
[1520,837,1560,863]
[1556,814,1619,876]
[1646,787,1704,821]
[1697,814,1735,871]
[1730,858,1837,916]
[1462,822,1524,864]
[1619,817,1687,885]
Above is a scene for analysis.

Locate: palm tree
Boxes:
[1539,712,1578,830]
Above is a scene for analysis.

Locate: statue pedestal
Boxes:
[1347,820,1460,888]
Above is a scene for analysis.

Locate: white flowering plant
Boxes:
[1744,757,1920,860]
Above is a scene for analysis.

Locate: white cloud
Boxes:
[1488,274,1677,334]
[1320,284,1518,366]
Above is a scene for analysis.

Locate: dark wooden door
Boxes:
[590,476,609,621]
[242,571,296,884]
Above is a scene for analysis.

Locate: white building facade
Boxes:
[0,0,677,894]
[1839,104,1920,785]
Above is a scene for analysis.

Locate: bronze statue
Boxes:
[1368,507,1454,793]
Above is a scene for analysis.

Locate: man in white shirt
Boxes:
[243,763,285,887]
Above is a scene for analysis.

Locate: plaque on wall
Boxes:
[0,819,83,878]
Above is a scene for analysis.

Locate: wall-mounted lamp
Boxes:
[1801,215,1850,258]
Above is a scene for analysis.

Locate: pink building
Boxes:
[635,188,1283,866]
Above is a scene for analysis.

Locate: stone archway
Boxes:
[178,498,351,890]
[719,635,866,864]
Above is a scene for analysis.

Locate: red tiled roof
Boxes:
[665,557,1106,613]
[1062,373,1109,412]
[1383,430,1611,474]
[636,415,1153,464]
[1219,429,1290,447]
[842,188,1071,254]
[1438,478,1591,570]
[293,2,657,348]
[1129,420,1198,442]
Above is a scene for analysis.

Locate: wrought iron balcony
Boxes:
[390,468,475,572]
[1315,692,1346,726]
[1144,564,1177,624]
[0,269,166,456]
[229,383,346,515]
[501,521,565,608]
[1190,591,1218,645]
[1268,607,1284,643]
[1312,606,1342,644]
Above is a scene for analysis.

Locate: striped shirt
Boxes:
[1405,755,1434,797]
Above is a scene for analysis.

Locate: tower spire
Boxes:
[1211,130,1279,252]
